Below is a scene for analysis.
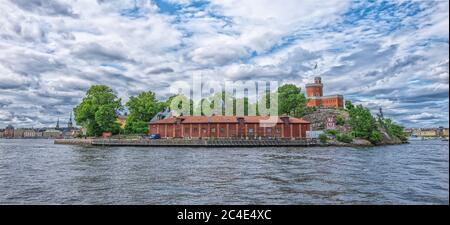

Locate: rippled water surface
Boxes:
[0,139,448,204]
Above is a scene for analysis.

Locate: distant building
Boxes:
[416,128,438,137]
[56,118,60,130]
[0,129,4,138]
[117,115,128,128]
[35,129,45,138]
[437,126,448,137]
[67,112,73,129]
[55,113,80,138]
[404,128,413,133]
[23,129,37,138]
[306,77,344,109]
[443,128,449,137]
[14,128,25,138]
[4,125,14,138]
[44,129,62,139]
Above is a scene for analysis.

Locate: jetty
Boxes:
[55,138,320,147]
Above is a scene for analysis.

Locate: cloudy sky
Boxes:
[0,0,448,128]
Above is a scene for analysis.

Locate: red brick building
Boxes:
[149,116,310,139]
[306,77,344,108]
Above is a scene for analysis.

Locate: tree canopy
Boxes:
[74,85,122,136]
[380,118,408,142]
[347,103,381,144]
[345,100,354,110]
[277,84,309,117]
[124,91,164,134]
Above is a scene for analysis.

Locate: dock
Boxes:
[55,138,320,147]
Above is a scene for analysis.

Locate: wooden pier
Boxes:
[55,138,320,147]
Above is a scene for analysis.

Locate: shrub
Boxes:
[318,134,328,143]
[337,133,353,143]
[336,115,345,126]
[382,118,408,142]
[324,129,338,136]
[369,130,382,144]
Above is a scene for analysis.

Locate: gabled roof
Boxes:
[149,116,309,124]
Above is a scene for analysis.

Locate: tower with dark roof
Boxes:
[68,112,73,129]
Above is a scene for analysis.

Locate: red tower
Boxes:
[305,77,344,108]
[306,77,323,97]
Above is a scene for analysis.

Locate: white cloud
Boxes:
[0,0,448,128]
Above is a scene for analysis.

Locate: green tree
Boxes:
[382,118,408,142]
[125,91,164,134]
[95,104,121,134]
[348,104,380,144]
[74,85,122,136]
[345,100,354,110]
[277,84,308,117]
[124,115,150,134]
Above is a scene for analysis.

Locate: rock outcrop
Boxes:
[302,108,350,132]
[377,123,403,145]
[303,108,404,146]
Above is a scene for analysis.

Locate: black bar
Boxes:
[1,205,448,224]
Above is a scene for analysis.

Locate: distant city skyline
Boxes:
[1,112,76,129]
[0,0,448,128]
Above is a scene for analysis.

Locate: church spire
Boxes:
[68,112,73,129]
[56,118,60,129]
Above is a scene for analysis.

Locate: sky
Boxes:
[0,0,448,128]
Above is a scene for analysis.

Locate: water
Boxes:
[0,139,448,204]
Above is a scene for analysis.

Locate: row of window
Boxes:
[178,127,283,135]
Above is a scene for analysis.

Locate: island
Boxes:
[50,76,415,148]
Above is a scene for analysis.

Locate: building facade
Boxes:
[306,77,344,108]
[13,128,25,138]
[44,129,62,139]
[23,129,37,138]
[4,125,14,138]
[149,116,310,139]
[415,128,438,137]
[443,128,449,137]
